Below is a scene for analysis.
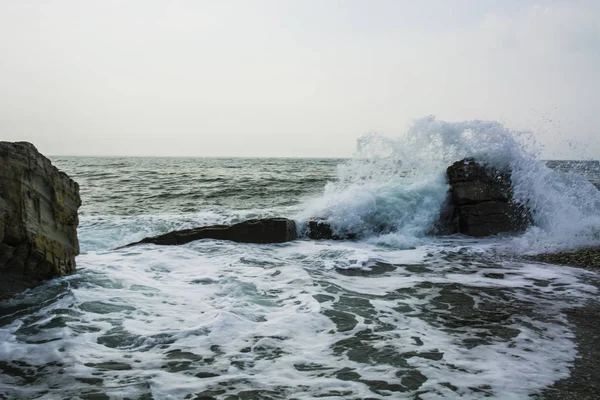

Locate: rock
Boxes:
[121,218,297,247]
[0,141,81,298]
[444,158,531,237]
[432,197,457,235]
[306,219,356,240]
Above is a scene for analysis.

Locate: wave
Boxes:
[297,116,600,252]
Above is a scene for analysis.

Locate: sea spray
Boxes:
[298,116,600,252]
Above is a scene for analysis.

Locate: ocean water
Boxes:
[1,118,600,399]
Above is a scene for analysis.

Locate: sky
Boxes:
[0,0,598,158]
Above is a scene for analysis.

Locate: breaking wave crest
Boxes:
[298,117,600,252]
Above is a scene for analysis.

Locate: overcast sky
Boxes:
[1,0,598,158]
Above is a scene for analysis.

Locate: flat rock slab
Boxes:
[121,218,297,247]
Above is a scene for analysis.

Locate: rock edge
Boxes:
[0,141,81,298]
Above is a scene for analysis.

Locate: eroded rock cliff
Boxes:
[0,142,81,297]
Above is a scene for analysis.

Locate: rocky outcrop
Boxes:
[444,158,531,237]
[121,218,297,247]
[306,219,356,240]
[0,142,81,298]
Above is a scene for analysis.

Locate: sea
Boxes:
[1,118,600,399]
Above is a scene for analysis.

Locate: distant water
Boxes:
[1,118,600,399]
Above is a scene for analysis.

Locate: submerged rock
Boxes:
[122,218,297,247]
[443,158,532,237]
[0,141,81,298]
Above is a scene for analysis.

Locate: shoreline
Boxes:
[525,247,600,399]
[527,246,600,271]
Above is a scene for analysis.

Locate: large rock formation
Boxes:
[121,218,297,247]
[445,158,531,237]
[0,142,81,298]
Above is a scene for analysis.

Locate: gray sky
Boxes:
[1,0,598,158]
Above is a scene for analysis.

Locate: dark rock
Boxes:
[307,219,334,239]
[0,141,81,298]
[443,158,532,237]
[122,218,297,247]
[432,197,457,235]
[306,219,356,240]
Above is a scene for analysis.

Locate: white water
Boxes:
[2,239,597,399]
[299,116,600,253]
[1,117,600,399]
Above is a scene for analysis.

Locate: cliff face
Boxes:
[0,142,81,298]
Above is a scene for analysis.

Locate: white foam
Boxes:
[1,233,597,399]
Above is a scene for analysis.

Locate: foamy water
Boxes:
[1,118,600,399]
